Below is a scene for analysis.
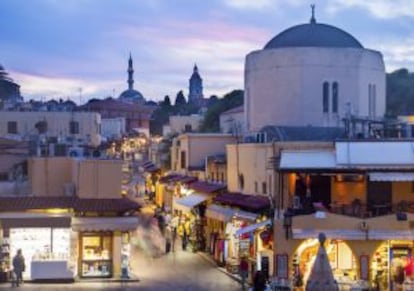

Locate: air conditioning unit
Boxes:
[64,183,76,196]
[68,147,83,158]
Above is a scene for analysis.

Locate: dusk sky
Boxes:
[1,0,414,104]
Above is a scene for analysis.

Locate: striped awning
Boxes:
[235,219,272,237]
[173,193,209,212]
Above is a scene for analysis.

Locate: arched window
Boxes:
[332,82,338,113]
[323,82,329,113]
[368,84,376,118]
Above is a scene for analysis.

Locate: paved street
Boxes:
[0,206,243,290]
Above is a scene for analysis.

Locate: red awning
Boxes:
[0,196,141,214]
[214,192,270,212]
[188,181,226,194]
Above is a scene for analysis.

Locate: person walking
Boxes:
[12,249,25,287]
[253,270,267,291]
[165,225,172,253]
[240,255,249,290]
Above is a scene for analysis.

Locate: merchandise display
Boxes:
[9,228,71,280]
[81,233,112,278]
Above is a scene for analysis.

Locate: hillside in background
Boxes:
[387,68,414,116]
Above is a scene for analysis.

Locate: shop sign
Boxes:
[360,255,369,280]
[276,253,288,279]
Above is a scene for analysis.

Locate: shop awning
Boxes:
[71,216,139,232]
[279,150,336,170]
[369,172,414,181]
[0,213,72,228]
[173,193,210,212]
[235,219,272,237]
[205,204,258,222]
[292,229,365,240]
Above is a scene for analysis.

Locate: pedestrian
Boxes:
[240,255,249,289]
[253,270,267,291]
[12,249,25,287]
[170,214,179,252]
[165,225,172,253]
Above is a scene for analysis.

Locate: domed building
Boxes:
[0,64,23,108]
[118,54,145,104]
[245,8,385,132]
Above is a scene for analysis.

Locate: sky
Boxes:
[2,0,414,104]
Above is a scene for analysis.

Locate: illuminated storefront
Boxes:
[291,238,356,289]
[80,232,112,278]
[0,196,140,282]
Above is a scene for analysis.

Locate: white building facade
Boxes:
[245,17,386,132]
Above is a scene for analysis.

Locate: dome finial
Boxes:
[310,4,316,24]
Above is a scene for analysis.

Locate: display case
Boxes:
[81,260,112,278]
[80,232,113,278]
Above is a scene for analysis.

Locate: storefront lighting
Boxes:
[45,208,69,215]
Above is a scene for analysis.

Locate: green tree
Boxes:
[174,90,187,106]
[199,90,243,132]
[386,68,414,116]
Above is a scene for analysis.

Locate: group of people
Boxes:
[153,209,195,254]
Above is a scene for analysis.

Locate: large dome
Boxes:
[119,89,145,103]
[264,22,363,49]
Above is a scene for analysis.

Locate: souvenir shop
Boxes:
[0,214,74,281]
[0,214,138,281]
[204,203,273,282]
[371,240,414,291]
[291,238,357,289]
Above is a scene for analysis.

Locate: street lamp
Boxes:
[283,211,292,240]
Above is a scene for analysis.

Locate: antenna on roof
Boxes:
[310,4,316,24]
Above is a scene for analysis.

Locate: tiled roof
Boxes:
[159,174,198,184]
[188,181,226,194]
[260,125,346,142]
[159,174,180,183]
[214,192,270,212]
[0,196,140,213]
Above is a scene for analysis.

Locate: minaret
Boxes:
[127,53,134,90]
[189,63,203,103]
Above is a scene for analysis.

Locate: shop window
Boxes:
[81,232,112,278]
[7,121,17,134]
